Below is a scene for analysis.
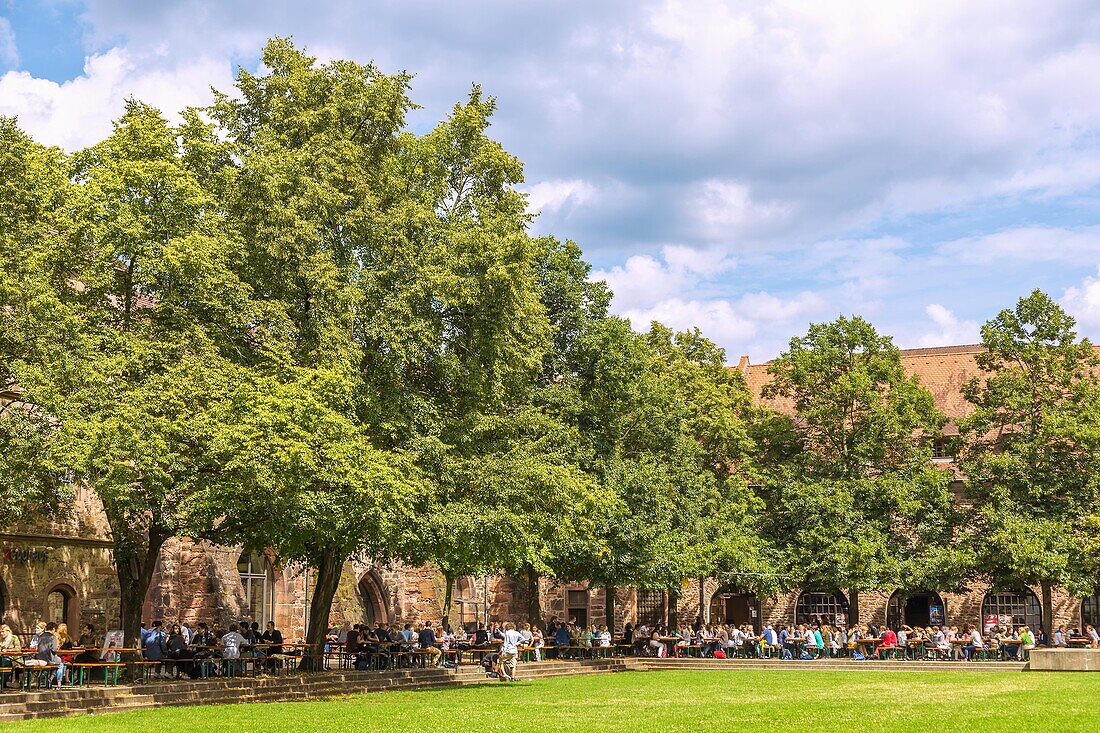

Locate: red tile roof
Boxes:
[739,343,1100,421]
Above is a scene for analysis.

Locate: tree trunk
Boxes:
[698,576,706,624]
[301,546,344,671]
[111,520,168,664]
[604,586,616,633]
[525,564,541,625]
[668,587,680,629]
[441,570,455,631]
[849,589,861,627]
[1040,581,1054,645]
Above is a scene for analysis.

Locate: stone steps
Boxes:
[627,659,1025,673]
[0,656,1029,722]
[0,659,627,721]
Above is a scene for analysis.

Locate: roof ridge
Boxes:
[896,344,985,357]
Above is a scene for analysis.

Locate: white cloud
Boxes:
[621,289,826,359]
[1060,267,1100,334]
[523,178,596,217]
[916,304,981,347]
[935,226,1100,267]
[0,18,17,68]
[0,48,233,150]
[686,179,791,240]
[592,244,736,311]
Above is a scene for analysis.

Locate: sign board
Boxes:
[929,605,945,626]
[101,630,124,660]
[1,546,49,563]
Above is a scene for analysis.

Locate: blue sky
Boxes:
[3,1,1100,359]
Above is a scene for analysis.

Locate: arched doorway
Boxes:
[1080,590,1100,628]
[982,589,1041,632]
[708,587,759,627]
[795,590,849,625]
[45,582,78,630]
[0,577,7,622]
[887,590,946,629]
[357,571,389,628]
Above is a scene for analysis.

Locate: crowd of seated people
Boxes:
[3,610,1098,690]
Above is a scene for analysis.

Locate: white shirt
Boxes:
[969,631,983,646]
[598,631,611,647]
[501,629,524,655]
[220,632,246,659]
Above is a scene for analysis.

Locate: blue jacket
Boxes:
[144,630,168,661]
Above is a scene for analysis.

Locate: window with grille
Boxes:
[567,589,589,627]
[237,553,273,625]
[636,589,664,627]
[981,590,1041,631]
[1081,591,1100,628]
[795,591,849,625]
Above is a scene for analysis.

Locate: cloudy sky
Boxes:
[3,1,1100,360]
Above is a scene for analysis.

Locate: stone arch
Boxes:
[357,568,391,627]
[886,590,946,629]
[453,576,481,630]
[707,586,761,628]
[43,578,80,631]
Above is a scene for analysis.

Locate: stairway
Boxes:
[0,659,629,722]
[624,657,1026,673]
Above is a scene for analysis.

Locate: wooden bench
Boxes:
[70,662,125,686]
[20,664,62,690]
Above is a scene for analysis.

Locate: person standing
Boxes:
[498,622,523,682]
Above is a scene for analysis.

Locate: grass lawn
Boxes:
[5,669,1100,732]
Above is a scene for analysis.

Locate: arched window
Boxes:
[46,584,76,627]
[886,590,946,629]
[453,577,479,630]
[1081,591,1100,628]
[795,591,849,625]
[236,553,273,625]
[981,589,1041,632]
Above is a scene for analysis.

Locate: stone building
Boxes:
[3,344,1100,640]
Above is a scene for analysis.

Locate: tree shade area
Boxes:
[7,670,1100,733]
[2,36,1100,648]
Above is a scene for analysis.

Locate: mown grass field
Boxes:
[5,669,1100,732]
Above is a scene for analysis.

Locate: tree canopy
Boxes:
[959,290,1100,640]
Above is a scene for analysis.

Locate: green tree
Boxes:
[198,370,414,667]
[208,39,566,640]
[546,316,768,628]
[760,316,958,623]
[959,290,1100,641]
[0,119,76,521]
[3,102,257,649]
